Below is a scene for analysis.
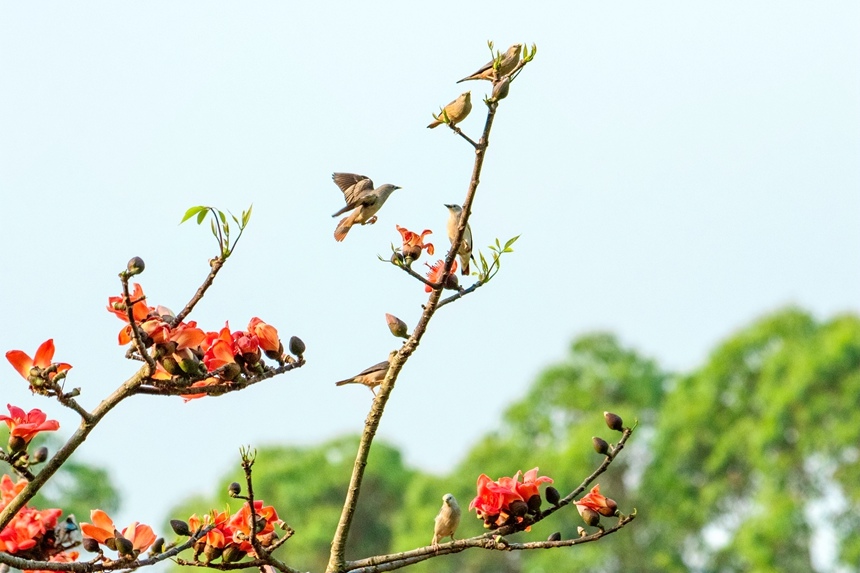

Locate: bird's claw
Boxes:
[366,216,378,225]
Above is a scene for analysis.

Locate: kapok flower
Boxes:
[80,509,156,554]
[106,283,151,323]
[247,318,281,355]
[0,405,60,448]
[0,474,64,556]
[469,468,555,529]
[424,259,457,292]
[397,226,434,263]
[515,467,554,500]
[575,484,618,518]
[5,340,72,383]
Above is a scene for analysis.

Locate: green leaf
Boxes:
[218,210,227,226]
[242,204,253,227]
[504,235,521,250]
[196,209,208,224]
[180,206,207,224]
[210,218,218,239]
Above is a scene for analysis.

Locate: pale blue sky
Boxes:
[1,1,858,535]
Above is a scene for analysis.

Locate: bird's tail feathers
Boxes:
[334,215,354,242]
[335,379,356,386]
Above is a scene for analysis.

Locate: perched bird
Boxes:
[432,493,461,546]
[335,351,397,395]
[445,204,474,276]
[331,173,402,242]
[427,91,472,129]
[457,44,523,83]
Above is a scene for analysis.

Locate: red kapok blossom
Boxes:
[424,259,457,292]
[575,484,617,517]
[80,509,156,553]
[106,283,151,323]
[247,318,281,354]
[0,474,64,556]
[515,467,553,500]
[0,405,60,445]
[5,340,72,382]
[397,225,434,262]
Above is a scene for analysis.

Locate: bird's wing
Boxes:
[333,173,374,203]
[465,59,494,78]
[356,359,390,376]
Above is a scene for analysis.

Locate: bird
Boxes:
[331,173,402,242]
[457,44,522,83]
[427,92,472,129]
[445,204,474,276]
[335,351,397,395]
[432,493,461,546]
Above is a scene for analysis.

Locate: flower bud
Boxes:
[288,336,306,357]
[161,356,183,376]
[545,486,560,507]
[527,493,542,514]
[104,536,117,551]
[170,519,191,536]
[228,482,242,497]
[221,545,245,563]
[31,446,49,464]
[547,531,561,542]
[443,273,459,290]
[598,497,618,517]
[577,506,600,527]
[126,256,146,276]
[82,537,101,553]
[390,252,405,266]
[7,435,26,453]
[509,499,528,518]
[220,363,242,381]
[264,342,284,361]
[201,543,222,564]
[385,313,409,339]
[149,537,164,555]
[603,411,623,432]
[402,244,422,264]
[491,76,511,101]
[592,437,610,455]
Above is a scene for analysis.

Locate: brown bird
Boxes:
[427,92,472,129]
[335,351,397,395]
[432,494,461,546]
[457,44,522,83]
[331,173,402,242]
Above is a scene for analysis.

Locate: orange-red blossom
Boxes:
[469,467,553,528]
[81,509,157,554]
[397,225,434,263]
[0,474,66,559]
[0,405,60,447]
[5,339,72,383]
[424,259,458,292]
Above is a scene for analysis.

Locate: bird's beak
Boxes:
[444,203,454,209]
[395,186,402,190]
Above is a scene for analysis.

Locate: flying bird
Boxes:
[335,351,397,395]
[445,204,474,276]
[457,44,522,83]
[331,173,402,242]
[432,493,461,546]
[427,92,472,129]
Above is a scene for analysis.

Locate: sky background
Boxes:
[1,1,858,533]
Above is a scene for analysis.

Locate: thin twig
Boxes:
[170,257,225,326]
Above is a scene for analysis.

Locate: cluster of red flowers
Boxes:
[0,474,78,570]
[469,468,553,528]
[0,405,59,453]
[186,500,283,564]
[81,509,157,557]
[107,283,287,400]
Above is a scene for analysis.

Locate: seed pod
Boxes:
[603,411,624,432]
[126,256,146,276]
[527,493,542,514]
[547,531,561,542]
[592,436,610,455]
[228,482,242,497]
[150,537,165,555]
[31,446,49,464]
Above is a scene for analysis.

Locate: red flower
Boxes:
[106,283,151,323]
[424,259,457,292]
[0,405,60,445]
[0,475,64,555]
[515,467,553,500]
[81,509,156,553]
[247,318,281,354]
[5,340,72,382]
[397,225,434,262]
[575,484,617,518]
[468,468,554,528]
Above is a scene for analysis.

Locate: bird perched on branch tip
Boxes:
[432,493,461,546]
[445,204,475,276]
[428,92,472,129]
[334,351,397,395]
[331,173,401,242]
[457,44,522,83]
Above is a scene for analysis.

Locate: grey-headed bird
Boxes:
[331,173,401,242]
[445,204,474,276]
[335,351,397,395]
[457,44,522,83]
[427,92,472,129]
[432,493,461,546]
